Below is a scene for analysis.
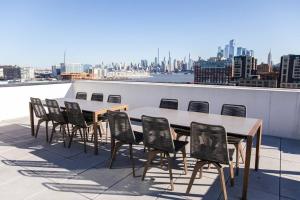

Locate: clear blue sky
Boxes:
[0,0,299,67]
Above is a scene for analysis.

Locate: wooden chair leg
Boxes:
[35,120,42,138]
[229,161,235,186]
[129,144,136,177]
[109,142,123,168]
[49,124,55,144]
[62,125,66,147]
[105,121,108,144]
[83,128,87,153]
[160,153,163,168]
[181,147,188,175]
[213,163,228,200]
[166,153,174,191]
[235,143,240,175]
[198,161,209,178]
[142,150,158,181]
[45,121,49,142]
[239,143,245,163]
[186,161,202,194]
[68,131,75,148]
[66,124,71,137]
[78,128,83,140]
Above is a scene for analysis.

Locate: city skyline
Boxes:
[0,0,300,67]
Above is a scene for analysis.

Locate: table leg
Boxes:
[111,137,115,158]
[242,135,253,200]
[29,102,35,136]
[93,112,98,155]
[255,125,262,171]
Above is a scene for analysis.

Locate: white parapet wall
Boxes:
[0,83,72,121]
[1,80,299,140]
[70,80,300,140]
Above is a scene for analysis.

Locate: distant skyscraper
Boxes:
[268,50,272,68]
[168,51,172,72]
[229,39,235,58]
[224,45,230,58]
[188,53,192,70]
[237,47,243,56]
[250,50,254,57]
[157,48,160,67]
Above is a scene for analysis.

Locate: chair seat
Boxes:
[173,140,189,152]
[227,135,243,144]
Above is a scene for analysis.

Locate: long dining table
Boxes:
[126,106,262,200]
[29,97,128,155]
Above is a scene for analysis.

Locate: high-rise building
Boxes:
[224,45,230,58]
[233,56,257,79]
[279,54,300,88]
[237,47,243,56]
[168,51,172,72]
[268,50,272,68]
[188,53,193,71]
[229,39,235,58]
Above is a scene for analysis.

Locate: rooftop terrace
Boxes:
[0,81,300,200]
[0,117,299,200]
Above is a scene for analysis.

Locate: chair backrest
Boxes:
[64,101,86,127]
[190,122,230,164]
[142,115,175,153]
[221,104,246,118]
[30,97,48,119]
[159,98,178,110]
[76,92,87,100]
[91,93,103,102]
[107,95,121,103]
[188,101,209,113]
[45,99,65,124]
[107,110,136,143]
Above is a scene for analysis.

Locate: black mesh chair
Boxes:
[107,110,143,177]
[75,92,87,100]
[45,99,70,146]
[100,95,122,143]
[30,97,50,142]
[159,98,178,110]
[91,93,103,102]
[64,101,94,153]
[107,95,121,103]
[141,115,188,191]
[188,101,209,113]
[186,122,235,199]
[221,104,246,175]
[175,101,210,140]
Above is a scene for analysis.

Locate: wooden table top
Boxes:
[44,98,128,114]
[126,107,262,137]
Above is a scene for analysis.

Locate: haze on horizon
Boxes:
[0,0,299,67]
